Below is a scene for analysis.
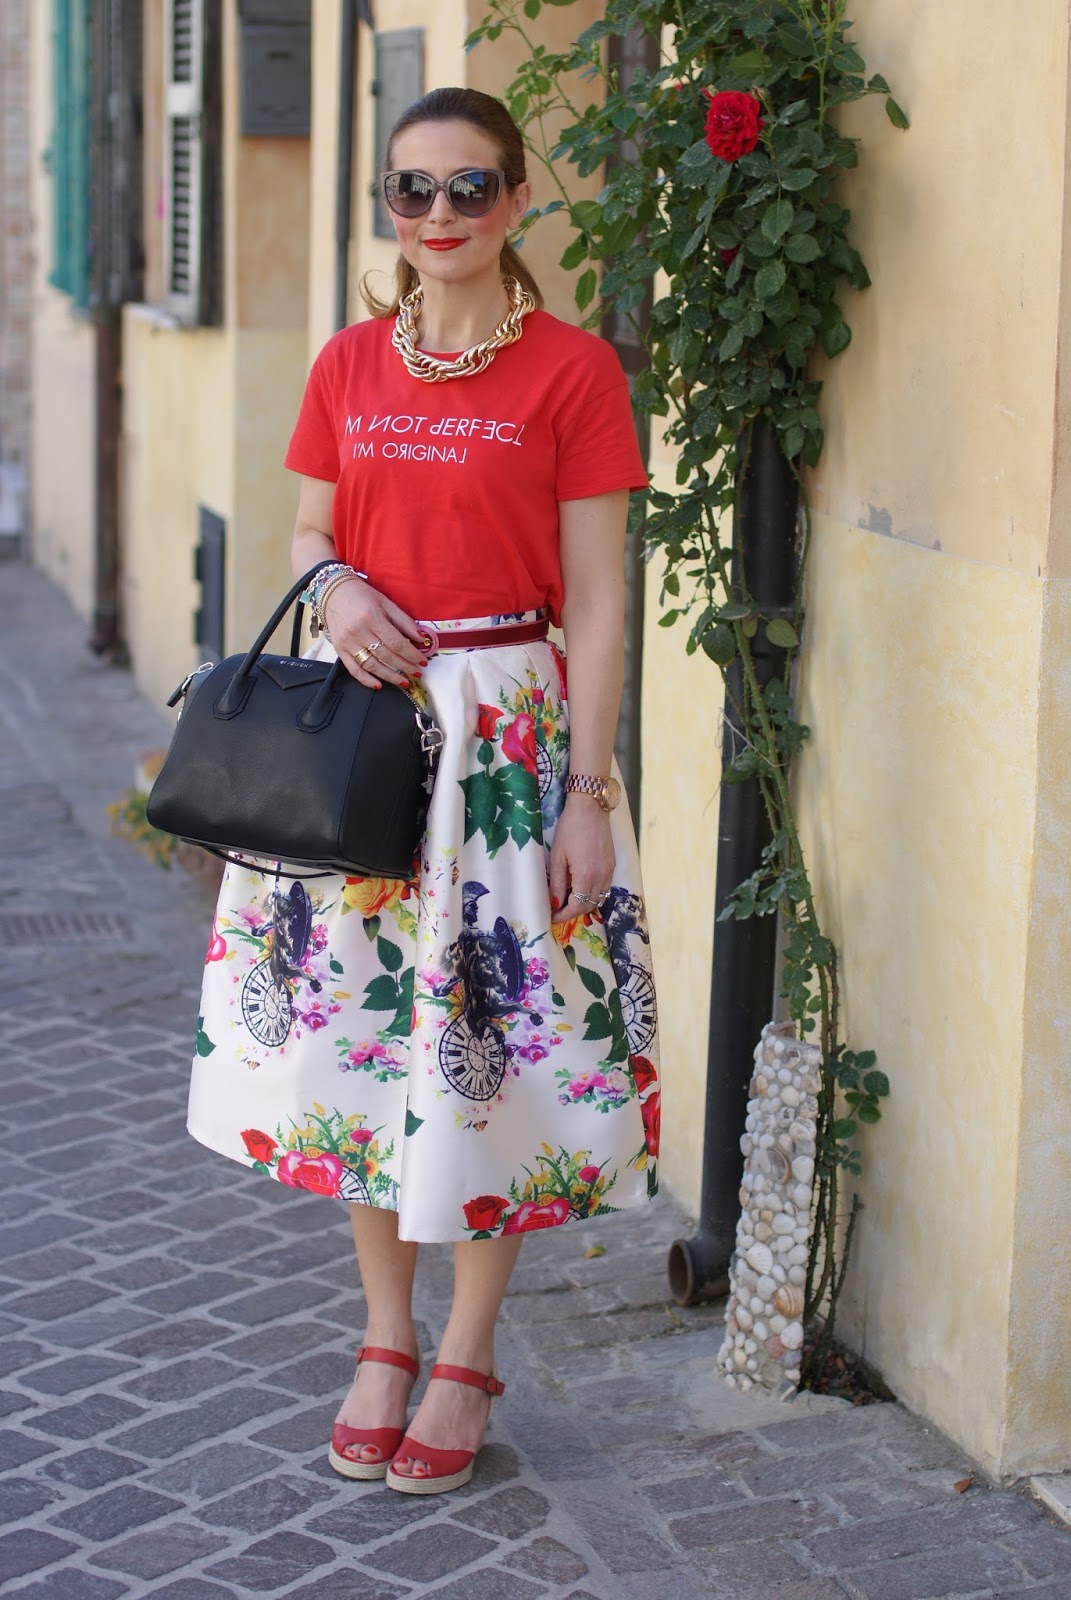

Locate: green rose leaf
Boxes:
[766,617,799,649]
[885,96,909,129]
[832,1117,858,1140]
[761,199,794,243]
[754,259,787,298]
[780,166,819,191]
[560,235,588,271]
[863,1069,891,1098]
[719,324,746,360]
[701,624,737,666]
[575,268,597,311]
[785,233,822,263]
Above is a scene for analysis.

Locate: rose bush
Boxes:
[468,0,905,1378]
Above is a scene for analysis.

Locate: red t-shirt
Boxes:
[284,310,647,625]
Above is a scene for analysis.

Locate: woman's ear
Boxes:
[509,181,533,228]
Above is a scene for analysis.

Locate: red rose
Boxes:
[578,1164,601,1185]
[476,704,502,740]
[630,1055,658,1097]
[501,712,538,776]
[349,1127,374,1145]
[276,1150,344,1197]
[720,246,740,267]
[704,91,764,162]
[502,1196,572,1234]
[550,644,568,702]
[463,1194,511,1231]
[641,1091,661,1159]
[240,1129,277,1164]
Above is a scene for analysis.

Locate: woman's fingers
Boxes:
[382,598,434,658]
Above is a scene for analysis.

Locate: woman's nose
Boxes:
[426,186,458,222]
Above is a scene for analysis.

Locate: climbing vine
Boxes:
[467,0,906,1374]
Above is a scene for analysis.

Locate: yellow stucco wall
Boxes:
[121,312,233,711]
[120,2,312,711]
[28,0,96,618]
[640,0,1071,1474]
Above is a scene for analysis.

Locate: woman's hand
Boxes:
[323,577,429,689]
[549,797,617,924]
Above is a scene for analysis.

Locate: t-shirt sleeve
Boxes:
[554,338,648,502]
[284,342,340,482]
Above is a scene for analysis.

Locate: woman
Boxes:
[188,87,660,1496]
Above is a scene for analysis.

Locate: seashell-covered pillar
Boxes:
[716,1020,821,1394]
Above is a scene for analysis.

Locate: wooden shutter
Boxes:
[164,0,202,323]
[162,0,222,325]
[90,0,144,308]
[49,0,90,309]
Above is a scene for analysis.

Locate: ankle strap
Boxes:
[357,1346,420,1379]
[430,1362,505,1396]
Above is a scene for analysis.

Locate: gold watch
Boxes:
[566,773,621,812]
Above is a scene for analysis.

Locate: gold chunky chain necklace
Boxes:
[392,275,536,383]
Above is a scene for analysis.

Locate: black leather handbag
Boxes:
[146,563,442,878]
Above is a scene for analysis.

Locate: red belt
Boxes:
[419,618,549,656]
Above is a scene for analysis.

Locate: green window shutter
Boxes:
[49,0,90,310]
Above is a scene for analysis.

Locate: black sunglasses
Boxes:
[381,168,506,219]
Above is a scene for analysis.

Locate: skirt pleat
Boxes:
[187,612,660,1243]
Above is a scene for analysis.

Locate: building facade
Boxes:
[24,0,1071,1480]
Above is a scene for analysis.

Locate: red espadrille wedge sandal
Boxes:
[327,1346,421,1481]
[385,1363,505,1496]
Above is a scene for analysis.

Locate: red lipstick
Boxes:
[424,239,466,251]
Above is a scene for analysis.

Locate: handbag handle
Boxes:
[216,561,339,718]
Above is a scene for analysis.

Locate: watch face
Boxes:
[601,777,622,811]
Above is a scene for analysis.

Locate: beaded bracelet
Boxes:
[300,563,368,636]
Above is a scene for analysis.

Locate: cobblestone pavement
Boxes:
[2,559,1071,1600]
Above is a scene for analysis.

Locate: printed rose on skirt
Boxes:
[240,1128,278,1164]
[704,90,765,162]
[502,1196,572,1234]
[630,1054,657,1098]
[476,703,502,740]
[501,712,538,777]
[463,1194,511,1231]
[342,876,410,918]
[276,1149,345,1197]
[641,1091,661,1159]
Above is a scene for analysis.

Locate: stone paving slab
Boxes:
[1,559,1070,1599]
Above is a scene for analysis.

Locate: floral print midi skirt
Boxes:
[187,612,660,1243]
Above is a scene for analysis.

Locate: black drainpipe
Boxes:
[667,418,799,1303]
[334,0,358,332]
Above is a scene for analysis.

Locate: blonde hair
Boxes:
[360,87,544,319]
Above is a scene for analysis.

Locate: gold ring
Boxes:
[354,647,372,666]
